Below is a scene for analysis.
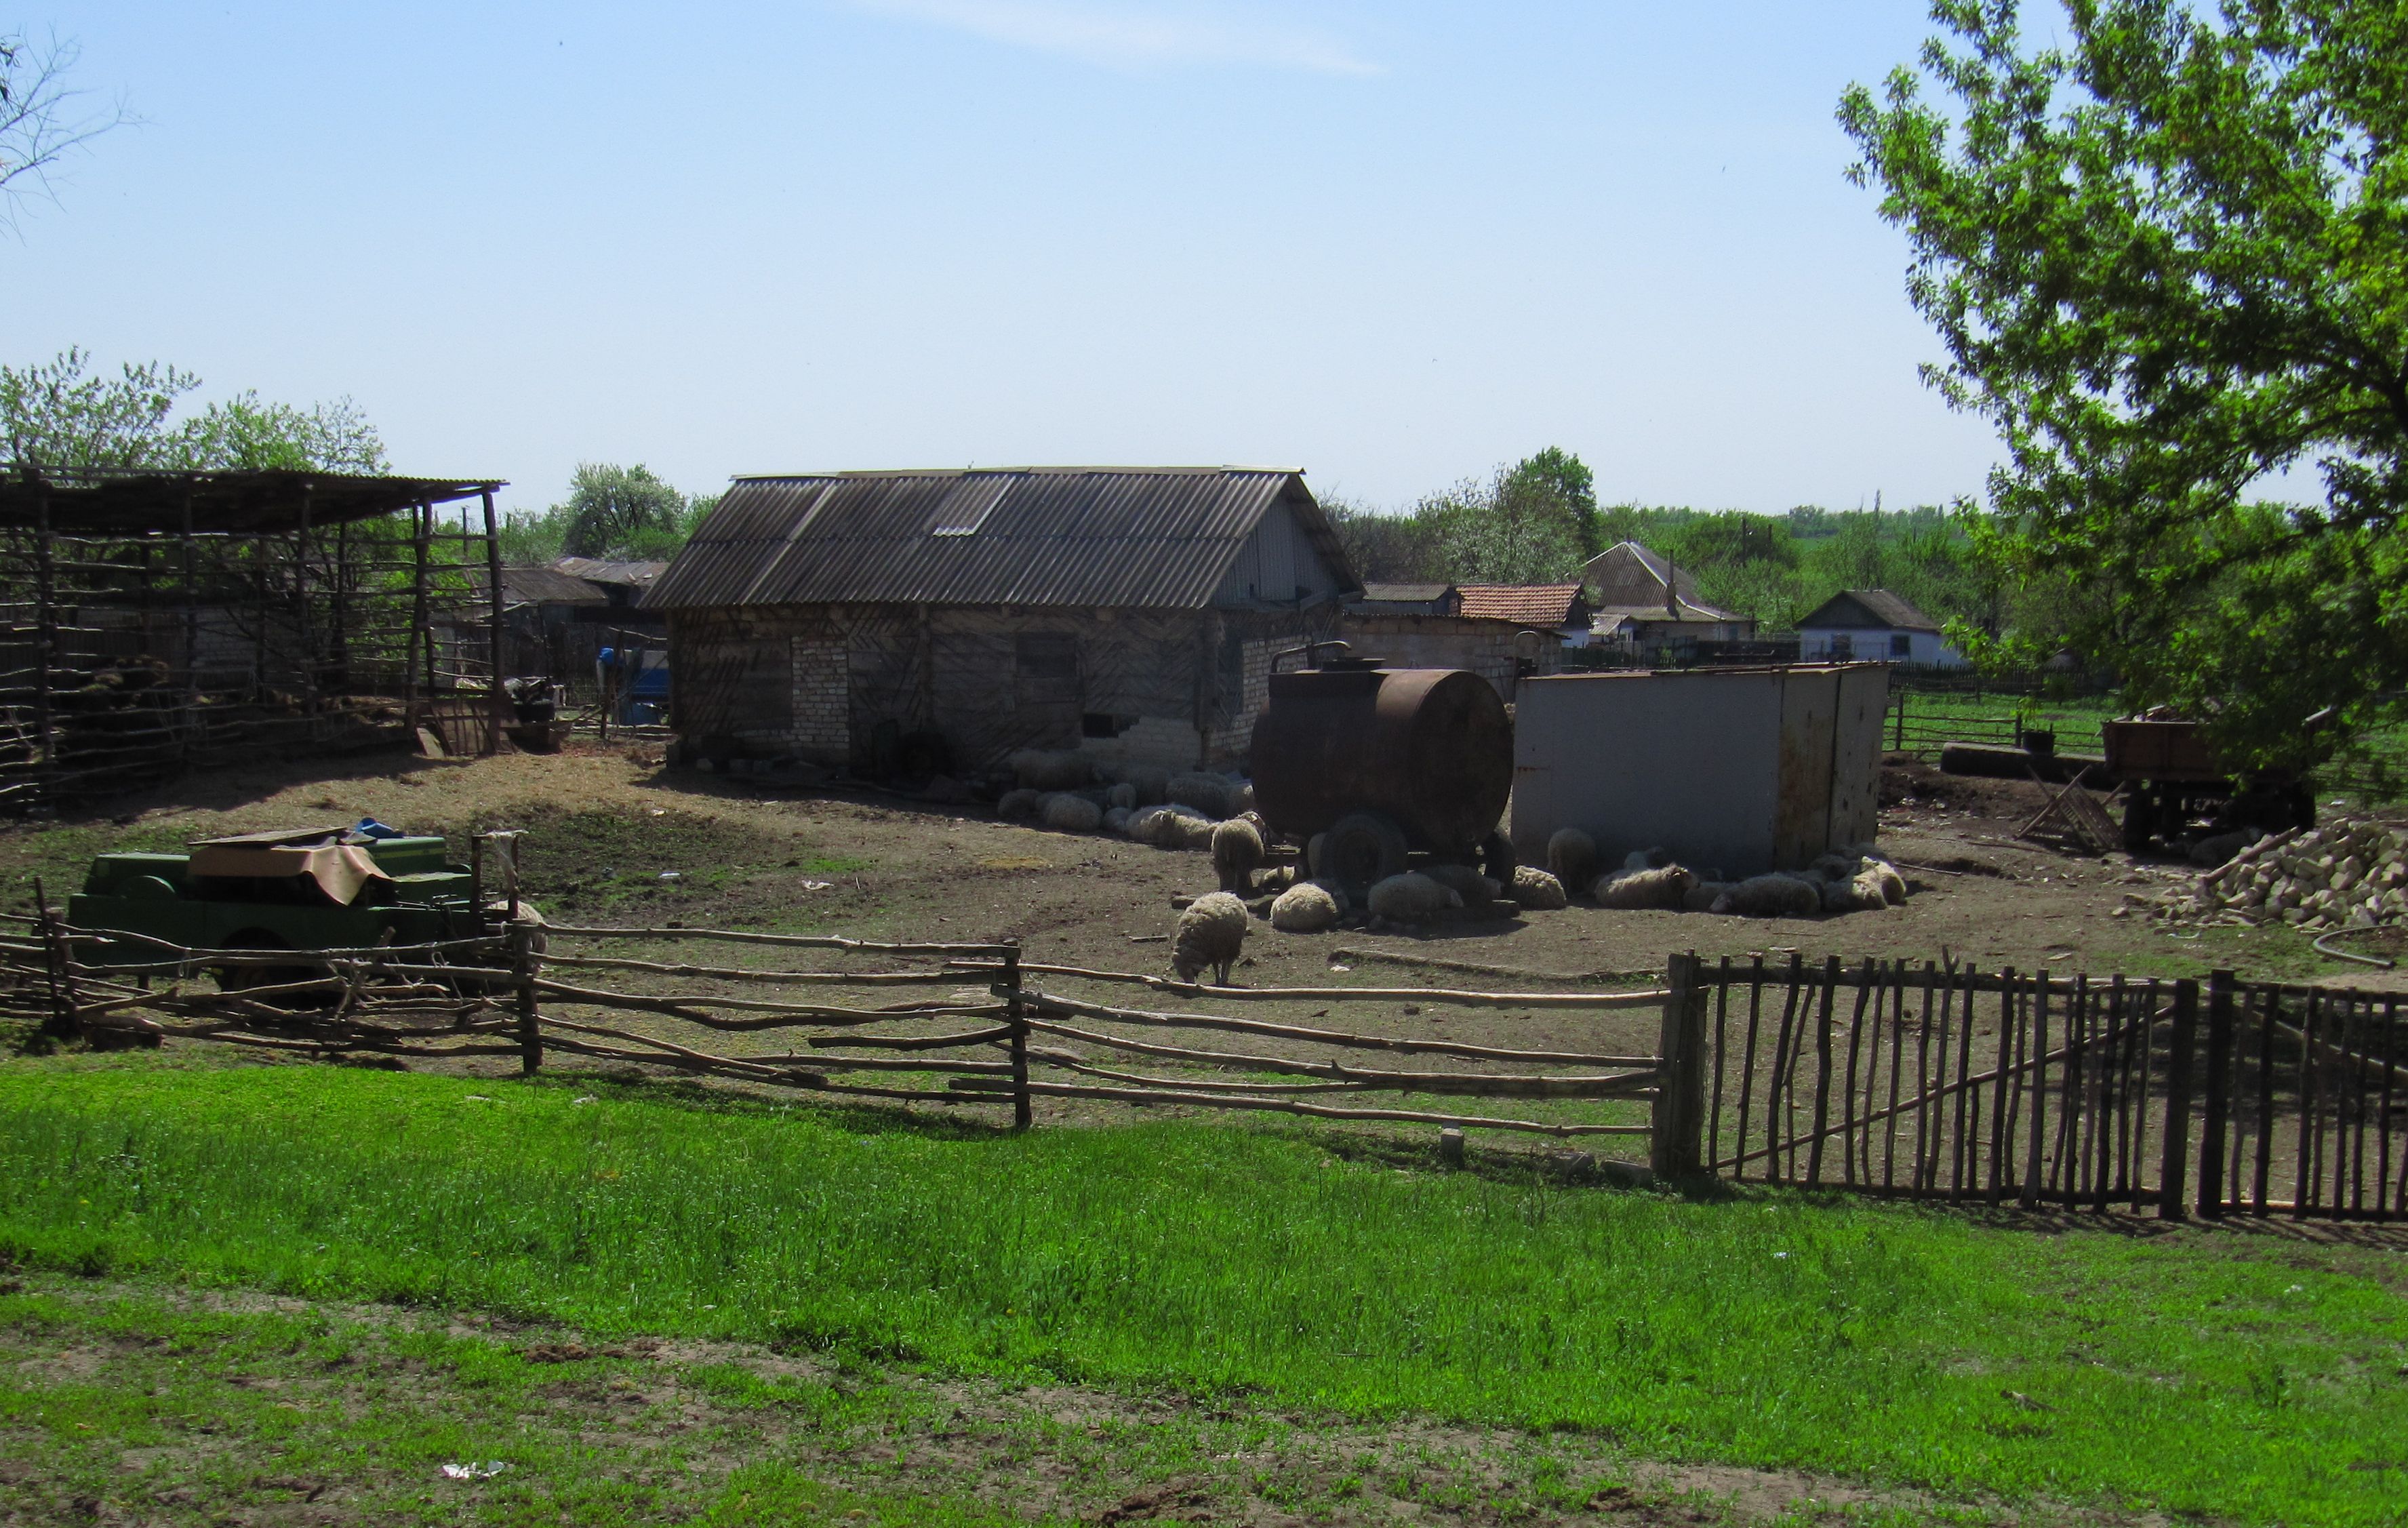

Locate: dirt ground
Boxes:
[9,740,2394,1001]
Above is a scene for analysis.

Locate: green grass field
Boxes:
[3,1055,2405,1523]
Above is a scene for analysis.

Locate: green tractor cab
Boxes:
[70,825,490,977]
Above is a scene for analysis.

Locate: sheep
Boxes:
[1171,891,1249,984]
[1366,872,1463,921]
[1211,816,1266,893]
[1622,846,1672,872]
[1102,805,1133,835]
[1270,879,1346,932]
[1166,771,1236,819]
[1146,808,1213,851]
[1123,805,1169,841]
[1043,793,1103,832]
[1106,782,1138,810]
[1009,748,1093,791]
[1725,873,1822,918]
[1121,763,1170,805]
[1421,862,1501,907]
[997,787,1042,819]
[1681,880,1734,912]
[1546,828,1597,899]
[1508,865,1567,910]
[1592,865,1697,910]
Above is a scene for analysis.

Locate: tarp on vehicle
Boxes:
[185,841,391,906]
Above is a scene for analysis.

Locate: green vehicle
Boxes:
[69,826,493,984]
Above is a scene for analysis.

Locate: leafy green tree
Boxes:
[1839,0,2408,762]
[1,348,386,473]
[1505,447,1601,559]
[557,463,690,560]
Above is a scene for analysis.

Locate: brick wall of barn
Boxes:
[668,603,1337,777]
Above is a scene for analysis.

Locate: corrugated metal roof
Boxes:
[644,467,1352,612]
[1456,584,1588,626]
[1799,588,1940,632]
[555,557,667,587]
[1358,583,1456,603]
[503,566,611,605]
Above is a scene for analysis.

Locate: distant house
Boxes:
[643,467,1357,773]
[1456,584,1594,647]
[1581,541,1756,650]
[1340,582,1566,699]
[1349,583,1460,617]
[1797,589,1965,667]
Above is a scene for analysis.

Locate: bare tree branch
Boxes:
[0,30,137,231]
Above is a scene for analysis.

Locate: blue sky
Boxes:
[12,2,2006,519]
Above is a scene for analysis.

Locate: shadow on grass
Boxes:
[515,1065,1016,1142]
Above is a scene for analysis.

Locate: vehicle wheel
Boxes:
[1477,830,1515,883]
[2120,788,2156,853]
[214,931,323,1006]
[1321,811,1409,899]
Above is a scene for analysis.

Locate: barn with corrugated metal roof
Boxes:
[641,466,1359,774]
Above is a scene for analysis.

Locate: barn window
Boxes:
[1082,712,1135,738]
[1015,632,1078,706]
[1889,632,1912,659]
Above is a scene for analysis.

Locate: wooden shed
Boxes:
[641,467,1359,776]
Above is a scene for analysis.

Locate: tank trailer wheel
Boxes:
[1322,811,1409,900]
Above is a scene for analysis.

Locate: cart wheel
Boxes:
[1322,811,1409,899]
[2120,789,2156,853]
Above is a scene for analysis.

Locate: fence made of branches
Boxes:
[1706,957,2407,1220]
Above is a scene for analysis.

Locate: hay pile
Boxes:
[2165,818,2408,930]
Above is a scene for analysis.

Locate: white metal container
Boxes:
[1509,664,1887,876]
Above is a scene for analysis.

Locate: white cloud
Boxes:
[849,0,1380,75]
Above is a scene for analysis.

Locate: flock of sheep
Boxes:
[995,748,1912,987]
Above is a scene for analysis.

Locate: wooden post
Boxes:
[180,482,201,762]
[295,486,317,720]
[1651,951,1707,1180]
[2021,973,2052,1209]
[1893,687,1906,752]
[402,502,429,736]
[2159,978,2200,1219]
[33,479,56,788]
[510,919,542,1076]
[2198,970,2234,1218]
[1805,957,1839,1186]
[1004,940,1031,1131]
[481,489,506,755]
[31,875,71,1040]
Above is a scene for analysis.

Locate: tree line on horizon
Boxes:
[1321,446,2058,645]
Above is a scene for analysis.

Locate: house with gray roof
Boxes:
[1796,589,1966,667]
[642,467,1359,773]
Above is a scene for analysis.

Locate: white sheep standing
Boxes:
[1211,817,1265,893]
[1546,828,1597,900]
[1270,879,1347,932]
[1171,891,1250,984]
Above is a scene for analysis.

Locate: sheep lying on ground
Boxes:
[1723,873,1823,917]
[1166,771,1237,819]
[1510,865,1567,909]
[1546,828,1597,900]
[1420,862,1500,907]
[1212,817,1265,893]
[1042,793,1102,832]
[1171,891,1250,984]
[1102,805,1133,835]
[1366,872,1462,921]
[1592,865,1697,910]
[997,788,1041,818]
[1106,782,1137,810]
[1270,879,1346,932]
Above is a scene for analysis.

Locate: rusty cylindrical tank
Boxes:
[1248,649,1512,858]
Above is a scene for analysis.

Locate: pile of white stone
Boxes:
[2167,817,2408,930]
